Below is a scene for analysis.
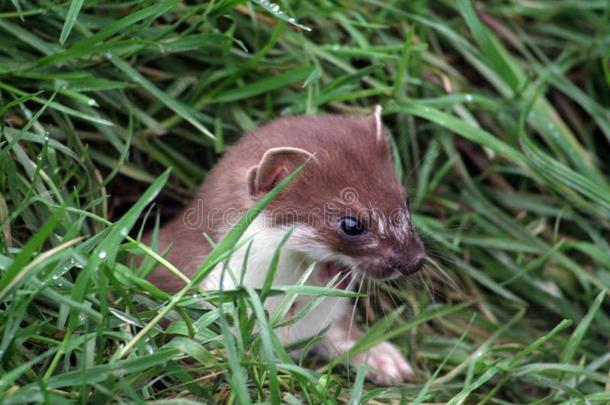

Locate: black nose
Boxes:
[406,257,425,274]
[389,256,426,275]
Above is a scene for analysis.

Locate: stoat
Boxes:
[147,106,425,385]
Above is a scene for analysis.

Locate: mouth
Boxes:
[319,262,352,290]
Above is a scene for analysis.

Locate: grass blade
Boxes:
[59,0,84,45]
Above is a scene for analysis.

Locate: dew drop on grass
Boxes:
[465,94,473,102]
[255,0,311,31]
[98,251,107,259]
[120,228,128,237]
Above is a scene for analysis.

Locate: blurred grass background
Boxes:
[1,0,609,403]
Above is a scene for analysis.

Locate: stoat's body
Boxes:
[148,108,425,385]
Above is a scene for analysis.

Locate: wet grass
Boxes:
[1,0,609,403]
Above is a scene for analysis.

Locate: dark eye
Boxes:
[340,216,366,236]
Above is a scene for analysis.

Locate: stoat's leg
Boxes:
[319,311,414,386]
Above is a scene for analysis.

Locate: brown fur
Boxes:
[147,113,424,289]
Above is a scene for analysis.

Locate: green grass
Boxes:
[1,0,610,403]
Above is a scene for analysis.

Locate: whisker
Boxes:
[345,270,364,384]
[384,279,402,310]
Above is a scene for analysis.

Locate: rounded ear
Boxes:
[246,147,315,197]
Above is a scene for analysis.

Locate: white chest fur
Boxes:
[200,217,350,345]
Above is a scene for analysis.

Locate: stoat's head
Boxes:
[245,106,425,285]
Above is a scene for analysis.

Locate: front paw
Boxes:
[352,341,414,386]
